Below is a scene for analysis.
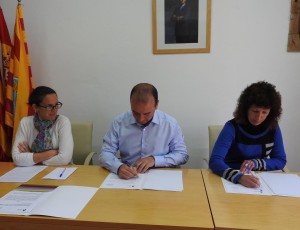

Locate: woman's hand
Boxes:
[240,160,255,174]
[238,174,260,188]
[17,142,31,153]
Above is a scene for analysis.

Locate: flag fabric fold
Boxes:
[5,3,34,154]
[0,6,12,161]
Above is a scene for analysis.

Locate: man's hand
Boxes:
[135,156,155,173]
[118,164,138,179]
[238,174,260,188]
[18,142,31,153]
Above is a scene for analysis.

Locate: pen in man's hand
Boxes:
[123,161,138,177]
[59,168,67,177]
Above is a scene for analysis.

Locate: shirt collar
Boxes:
[129,110,159,125]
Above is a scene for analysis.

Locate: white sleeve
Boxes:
[12,117,35,166]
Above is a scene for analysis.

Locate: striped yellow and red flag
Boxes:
[5,3,34,144]
[0,6,12,161]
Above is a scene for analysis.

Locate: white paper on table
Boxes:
[143,170,183,191]
[30,186,98,219]
[100,169,183,192]
[221,177,274,196]
[43,167,77,180]
[259,172,300,197]
[100,173,145,190]
[0,166,47,182]
[0,185,56,215]
[221,172,300,198]
[0,185,98,219]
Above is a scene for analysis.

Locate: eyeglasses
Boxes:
[38,102,63,111]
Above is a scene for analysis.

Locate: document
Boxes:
[0,166,47,182]
[259,172,300,197]
[222,172,300,197]
[221,178,273,196]
[100,169,183,192]
[0,184,98,219]
[43,167,77,180]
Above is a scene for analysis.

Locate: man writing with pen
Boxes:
[99,83,189,179]
[209,81,287,188]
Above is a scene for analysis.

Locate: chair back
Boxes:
[71,121,94,165]
[208,125,224,156]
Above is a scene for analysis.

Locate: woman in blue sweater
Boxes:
[209,81,287,188]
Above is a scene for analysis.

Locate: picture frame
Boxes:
[287,0,300,52]
[152,0,211,54]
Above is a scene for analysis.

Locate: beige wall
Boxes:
[1,0,300,170]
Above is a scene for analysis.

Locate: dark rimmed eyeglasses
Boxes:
[38,102,63,111]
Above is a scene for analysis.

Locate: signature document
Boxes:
[100,169,183,192]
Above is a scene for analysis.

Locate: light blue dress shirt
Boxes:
[99,110,189,174]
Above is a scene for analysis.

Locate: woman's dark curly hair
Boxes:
[233,81,282,129]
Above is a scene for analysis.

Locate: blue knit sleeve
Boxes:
[257,126,287,171]
[209,121,244,183]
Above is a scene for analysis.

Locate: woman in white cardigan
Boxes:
[12,86,74,166]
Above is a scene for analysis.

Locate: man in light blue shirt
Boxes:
[99,83,189,179]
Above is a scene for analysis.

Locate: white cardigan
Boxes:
[12,115,74,166]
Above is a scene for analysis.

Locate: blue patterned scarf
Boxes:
[31,113,56,153]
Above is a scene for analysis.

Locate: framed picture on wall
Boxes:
[288,0,300,51]
[152,0,211,54]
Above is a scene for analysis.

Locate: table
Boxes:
[202,169,300,230]
[0,163,214,230]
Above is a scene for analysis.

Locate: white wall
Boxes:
[1,0,300,170]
